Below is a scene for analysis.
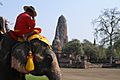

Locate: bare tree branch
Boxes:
[93,7,120,64]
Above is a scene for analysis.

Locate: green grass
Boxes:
[26,74,48,80]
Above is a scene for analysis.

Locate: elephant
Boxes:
[0,32,62,80]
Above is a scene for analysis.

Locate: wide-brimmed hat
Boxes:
[23,6,37,16]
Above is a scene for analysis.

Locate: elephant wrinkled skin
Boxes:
[0,34,62,80]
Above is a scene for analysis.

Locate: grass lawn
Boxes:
[26,74,48,80]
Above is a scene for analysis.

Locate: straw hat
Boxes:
[23,6,37,16]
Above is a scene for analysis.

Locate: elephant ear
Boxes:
[11,42,30,73]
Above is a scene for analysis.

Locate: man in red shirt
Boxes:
[14,6,41,39]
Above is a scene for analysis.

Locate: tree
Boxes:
[82,39,107,63]
[82,39,97,62]
[113,39,120,59]
[93,8,120,64]
[62,39,84,59]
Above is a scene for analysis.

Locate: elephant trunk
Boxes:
[46,71,61,80]
[46,54,62,80]
[30,47,62,80]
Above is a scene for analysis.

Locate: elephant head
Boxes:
[11,38,62,80]
[30,39,62,80]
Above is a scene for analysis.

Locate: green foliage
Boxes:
[62,39,110,62]
[82,39,107,62]
[113,39,120,58]
[97,46,107,59]
[82,39,97,60]
[26,74,48,80]
[63,39,84,56]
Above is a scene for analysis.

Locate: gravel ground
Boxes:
[61,68,120,80]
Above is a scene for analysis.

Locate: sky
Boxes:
[0,0,120,44]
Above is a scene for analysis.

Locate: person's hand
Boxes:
[32,16,35,20]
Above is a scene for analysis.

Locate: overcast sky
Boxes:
[0,0,120,44]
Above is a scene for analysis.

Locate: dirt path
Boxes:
[61,68,120,80]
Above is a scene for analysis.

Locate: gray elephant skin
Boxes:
[0,34,62,80]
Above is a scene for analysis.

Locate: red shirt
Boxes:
[14,12,41,36]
